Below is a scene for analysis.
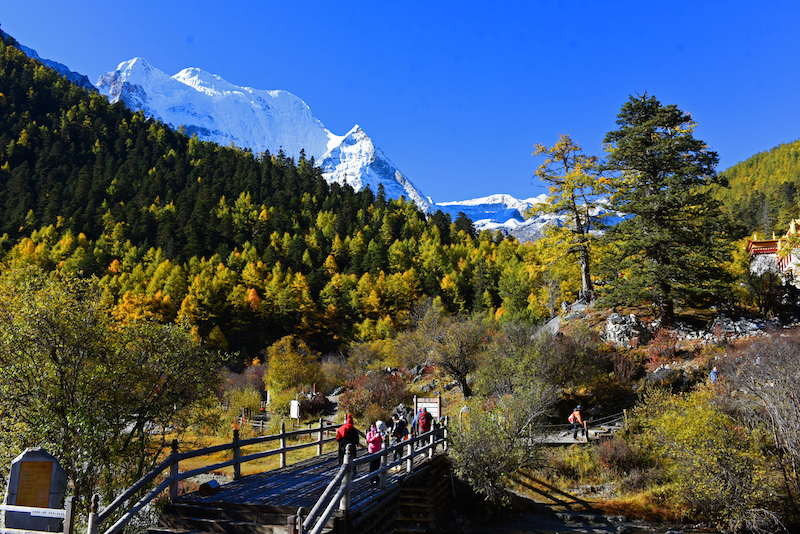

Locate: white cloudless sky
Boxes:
[3,1,800,202]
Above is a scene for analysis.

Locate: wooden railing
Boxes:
[301,421,449,534]
[0,497,76,534]
[87,418,338,534]
[531,410,627,443]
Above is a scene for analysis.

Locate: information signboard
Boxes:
[413,395,441,419]
[289,399,300,420]
[16,461,53,507]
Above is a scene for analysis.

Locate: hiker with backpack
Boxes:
[568,405,585,441]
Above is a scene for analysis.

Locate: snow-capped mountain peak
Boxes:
[92,57,559,239]
[319,125,432,213]
[95,58,434,213]
[8,33,559,242]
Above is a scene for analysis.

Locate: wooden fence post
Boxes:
[443,416,448,452]
[280,421,287,468]
[63,496,75,534]
[86,494,100,534]
[287,507,304,534]
[380,439,388,489]
[339,444,354,512]
[169,439,179,500]
[317,418,324,456]
[405,441,413,473]
[233,428,242,480]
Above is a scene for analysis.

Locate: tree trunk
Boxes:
[578,244,594,302]
[660,292,675,327]
[459,377,472,398]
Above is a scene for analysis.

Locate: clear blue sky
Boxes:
[3,1,800,202]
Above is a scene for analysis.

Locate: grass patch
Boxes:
[592,486,685,523]
[160,420,340,481]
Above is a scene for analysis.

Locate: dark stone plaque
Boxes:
[2,448,67,531]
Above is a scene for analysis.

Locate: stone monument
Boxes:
[3,448,67,532]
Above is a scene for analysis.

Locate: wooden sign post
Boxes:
[413,395,442,419]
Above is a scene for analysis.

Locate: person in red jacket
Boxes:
[336,413,359,465]
[419,408,433,433]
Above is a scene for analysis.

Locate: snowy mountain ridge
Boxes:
[96,57,340,161]
[95,58,437,217]
[93,58,561,238]
[7,33,561,241]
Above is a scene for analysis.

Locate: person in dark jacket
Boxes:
[390,414,408,461]
[336,413,359,465]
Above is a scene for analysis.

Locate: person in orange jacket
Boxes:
[568,405,584,440]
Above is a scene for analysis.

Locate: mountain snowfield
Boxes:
[7,32,562,240]
[93,58,559,238]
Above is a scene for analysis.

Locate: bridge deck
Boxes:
[177,448,424,510]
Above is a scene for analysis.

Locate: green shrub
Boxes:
[268,388,299,418]
[593,435,641,477]
[631,387,779,532]
[548,445,601,483]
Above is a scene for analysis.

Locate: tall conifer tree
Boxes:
[602,94,736,325]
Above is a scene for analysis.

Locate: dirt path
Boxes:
[466,511,712,534]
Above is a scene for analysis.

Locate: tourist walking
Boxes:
[336,413,359,465]
[390,414,408,461]
[366,422,383,483]
[419,408,433,433]
[411,408,422,437]
[569,405,585,440]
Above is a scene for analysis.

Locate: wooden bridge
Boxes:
[85,421,451,534]
[533,411,627,446]
[11,412,626,534]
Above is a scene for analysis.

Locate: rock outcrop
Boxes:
[604,313,649,348]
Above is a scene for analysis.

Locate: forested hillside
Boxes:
[718,138,800,235]
[0,34,572,360]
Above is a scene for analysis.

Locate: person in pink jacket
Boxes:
[366,422,384,483]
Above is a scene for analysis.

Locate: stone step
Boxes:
[159,517,281,534]
[147,528,205,534]
[164,503,289,526]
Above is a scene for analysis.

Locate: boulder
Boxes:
[646,366,684,389]
[604,313,649,348]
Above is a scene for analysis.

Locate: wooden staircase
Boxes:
[147,502,335,534]
[588,418,625,440]
[393,456,452,534]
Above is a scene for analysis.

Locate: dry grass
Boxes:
[161,423,340,480]
[592,492,685,523]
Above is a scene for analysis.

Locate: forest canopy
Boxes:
[0,34,577,359]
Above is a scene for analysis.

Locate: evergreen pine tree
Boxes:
[601,93,739,325]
